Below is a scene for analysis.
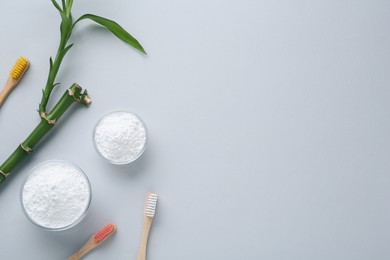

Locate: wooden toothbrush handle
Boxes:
[0,77,17,106]
[137,217,153,260]
[68,237,96,260]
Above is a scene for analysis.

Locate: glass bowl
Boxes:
[93,111,148,165]
[20,160,92,231]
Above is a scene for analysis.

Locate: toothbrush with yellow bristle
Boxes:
[137,192,158,260]
[68,223,117,260]
[0,56,30,107]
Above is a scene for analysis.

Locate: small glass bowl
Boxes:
[93,111,148,165]
[20,160,92,232]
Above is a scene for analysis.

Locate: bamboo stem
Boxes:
[0,83,90,183]
[39,9,73,115]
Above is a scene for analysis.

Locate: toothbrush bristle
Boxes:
[93,223,116,243]
[145,193,158,217]
[10,56,29,79]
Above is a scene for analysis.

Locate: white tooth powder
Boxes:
[94,111,147,164]
[21,161,91,230]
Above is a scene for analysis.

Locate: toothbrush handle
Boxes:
[0,77,17,106]
[137,217,153,260]
[68,237,96,260]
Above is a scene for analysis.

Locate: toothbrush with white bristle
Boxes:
[136,192,158,260]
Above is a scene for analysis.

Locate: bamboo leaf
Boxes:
[60,13,72,32]
[75,14,146,54]
[66,0,74,13]
[51,0,62,12]
[60,16,72,43]
[58,44,74,61]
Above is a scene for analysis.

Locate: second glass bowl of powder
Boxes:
[21,160,92,231]
[93,111,148,165]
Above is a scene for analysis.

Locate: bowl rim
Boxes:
[93,110,148,165]
[20,159,92,232]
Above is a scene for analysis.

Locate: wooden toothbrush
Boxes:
[0,56,30,107]
[137,192,158,260]
[68,223,117,260]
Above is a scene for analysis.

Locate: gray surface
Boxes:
[0,0,389,259]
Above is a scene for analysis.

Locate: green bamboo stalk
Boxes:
[0,0,144,186]
[38,8,73,115]
[0,83,90,183]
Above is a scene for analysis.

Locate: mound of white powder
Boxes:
[94,112,147,164]
[22,161,91,229]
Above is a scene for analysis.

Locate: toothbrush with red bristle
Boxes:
[137,192,158,260]
[68,223,117,260]
[0,56,29,107]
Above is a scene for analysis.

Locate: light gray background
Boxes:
[0,0,389,259]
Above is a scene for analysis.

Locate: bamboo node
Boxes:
[83,95,92,106]
[47,118,57,125]
[20,143,33,153]
[40,112,57,125]
[68,88,81,102]
[67,88,74,96]
[0,170,9,178]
